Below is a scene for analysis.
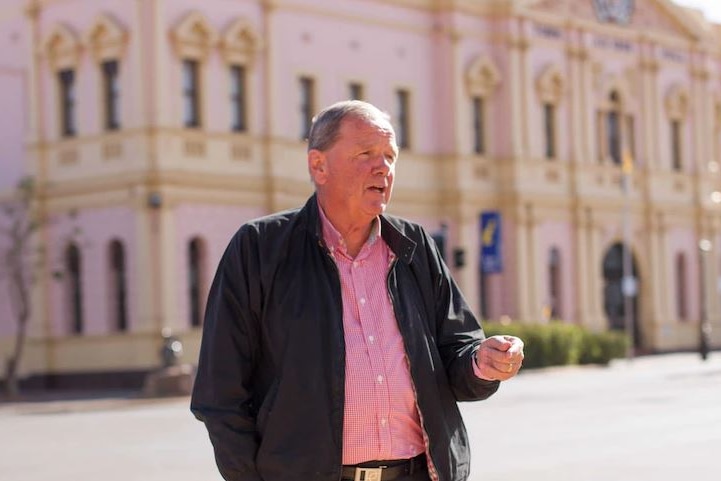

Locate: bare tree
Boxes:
[1,177,38,398]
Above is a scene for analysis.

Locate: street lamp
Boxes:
[621,151,636,360]
[699,239,712,361]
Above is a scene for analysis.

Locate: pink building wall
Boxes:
[48,207,138,336]
[173,204,265,331]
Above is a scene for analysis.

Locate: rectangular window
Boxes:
[671,120,682,171]
[230,65,247,132]
[607,110,621,165]
[396,89,410,149]
[349,82,364,101]
[58,69,76,137]
[102,60,120,131]
[299,76,315,140]
[472,96,485,155]
[183,59,201,128]
[544,103,555,159]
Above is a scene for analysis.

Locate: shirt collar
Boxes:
[317,200,380,257]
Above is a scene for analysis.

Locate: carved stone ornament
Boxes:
[593,0,635,25]
[465,55,500,97]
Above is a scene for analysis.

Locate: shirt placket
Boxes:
[350,254,393,458]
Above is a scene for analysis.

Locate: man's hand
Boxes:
[474,335,524,381]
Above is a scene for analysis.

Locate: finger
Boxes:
[482,335,513,351]
[476,345,513,364]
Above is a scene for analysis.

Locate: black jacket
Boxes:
[190,195,500,481]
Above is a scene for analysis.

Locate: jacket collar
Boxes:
[303,193,416,264]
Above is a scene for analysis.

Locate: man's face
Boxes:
[310,116,398,225]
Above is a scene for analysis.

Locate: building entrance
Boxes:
[602,243,641,347]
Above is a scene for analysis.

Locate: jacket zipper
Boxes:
[318,240,347,481]
[386,258,439,481]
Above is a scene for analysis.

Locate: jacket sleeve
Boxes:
[424,230,501,402]
[190,227,263,481]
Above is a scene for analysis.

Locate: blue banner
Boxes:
[480,211,502,273]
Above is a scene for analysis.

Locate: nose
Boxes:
[371,154,392,176]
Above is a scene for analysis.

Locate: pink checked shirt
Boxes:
[318,207,427,465]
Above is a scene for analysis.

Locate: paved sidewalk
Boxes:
[0,352,718,481]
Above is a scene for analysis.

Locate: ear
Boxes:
[308,149,328,185]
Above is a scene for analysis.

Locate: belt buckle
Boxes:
[354,467,384,481]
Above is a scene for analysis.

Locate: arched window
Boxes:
[676,253,687,321]
[597,89,635,165]
[536,64,564,161]
[65,243,83,334]
[606,91,622,165]
[466,55,500,157]
[109,239,128,332]
[665,85,688,172]
[188,237,206,327]
[548,247,562,319]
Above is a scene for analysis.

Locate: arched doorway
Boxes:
[602,243,641,348]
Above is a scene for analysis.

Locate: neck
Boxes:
[317,197,375,258]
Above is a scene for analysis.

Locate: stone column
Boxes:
[572,204,592,327]
[507,19,529,161]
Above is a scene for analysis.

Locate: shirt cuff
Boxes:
[471,349,496,382]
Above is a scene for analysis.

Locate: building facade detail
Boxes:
[1,0,720,389]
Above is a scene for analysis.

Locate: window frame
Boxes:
[58,68,76,138]
[183,59,202,128]
[102,60,121,131]
[230,64,248,133]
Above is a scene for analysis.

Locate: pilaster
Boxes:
[507,18,529,161]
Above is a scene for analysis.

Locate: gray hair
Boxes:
[307,100,393,152]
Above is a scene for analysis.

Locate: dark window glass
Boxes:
[607,92,621,165]
[349,82,363,100]
[671,120,682,171]
[549,247,561,319]
[59,69,76,137]
[676,254,687,320]
[472,96,485,155]
[299,76,315,140]
[230,65,247,132]
[189,238,204,328]
[66,243,83,334]
[396,89,410,149]
[110,240,128,332]
[183,59,201,128]
[102,60,120,130]
[544,103,556,159]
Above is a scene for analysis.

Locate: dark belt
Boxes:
[341,453,426,481]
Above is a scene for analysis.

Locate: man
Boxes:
[191,100,524,481]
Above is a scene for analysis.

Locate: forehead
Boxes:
[339,116,396,146]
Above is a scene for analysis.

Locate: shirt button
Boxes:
[381,418,387,426]
[368,335,375,343]
[353,261,360,268]
[377,375,384,384]
[360,298,366,305]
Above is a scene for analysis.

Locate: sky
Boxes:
[672,0,721,23]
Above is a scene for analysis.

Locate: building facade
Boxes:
[1,0,720,387]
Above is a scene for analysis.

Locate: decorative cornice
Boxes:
[465,54,501,97]
[536,63,564,104]
[84,12,129,62]
[169,10,219,60]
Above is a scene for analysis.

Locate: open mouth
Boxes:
[368,186,386,194]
